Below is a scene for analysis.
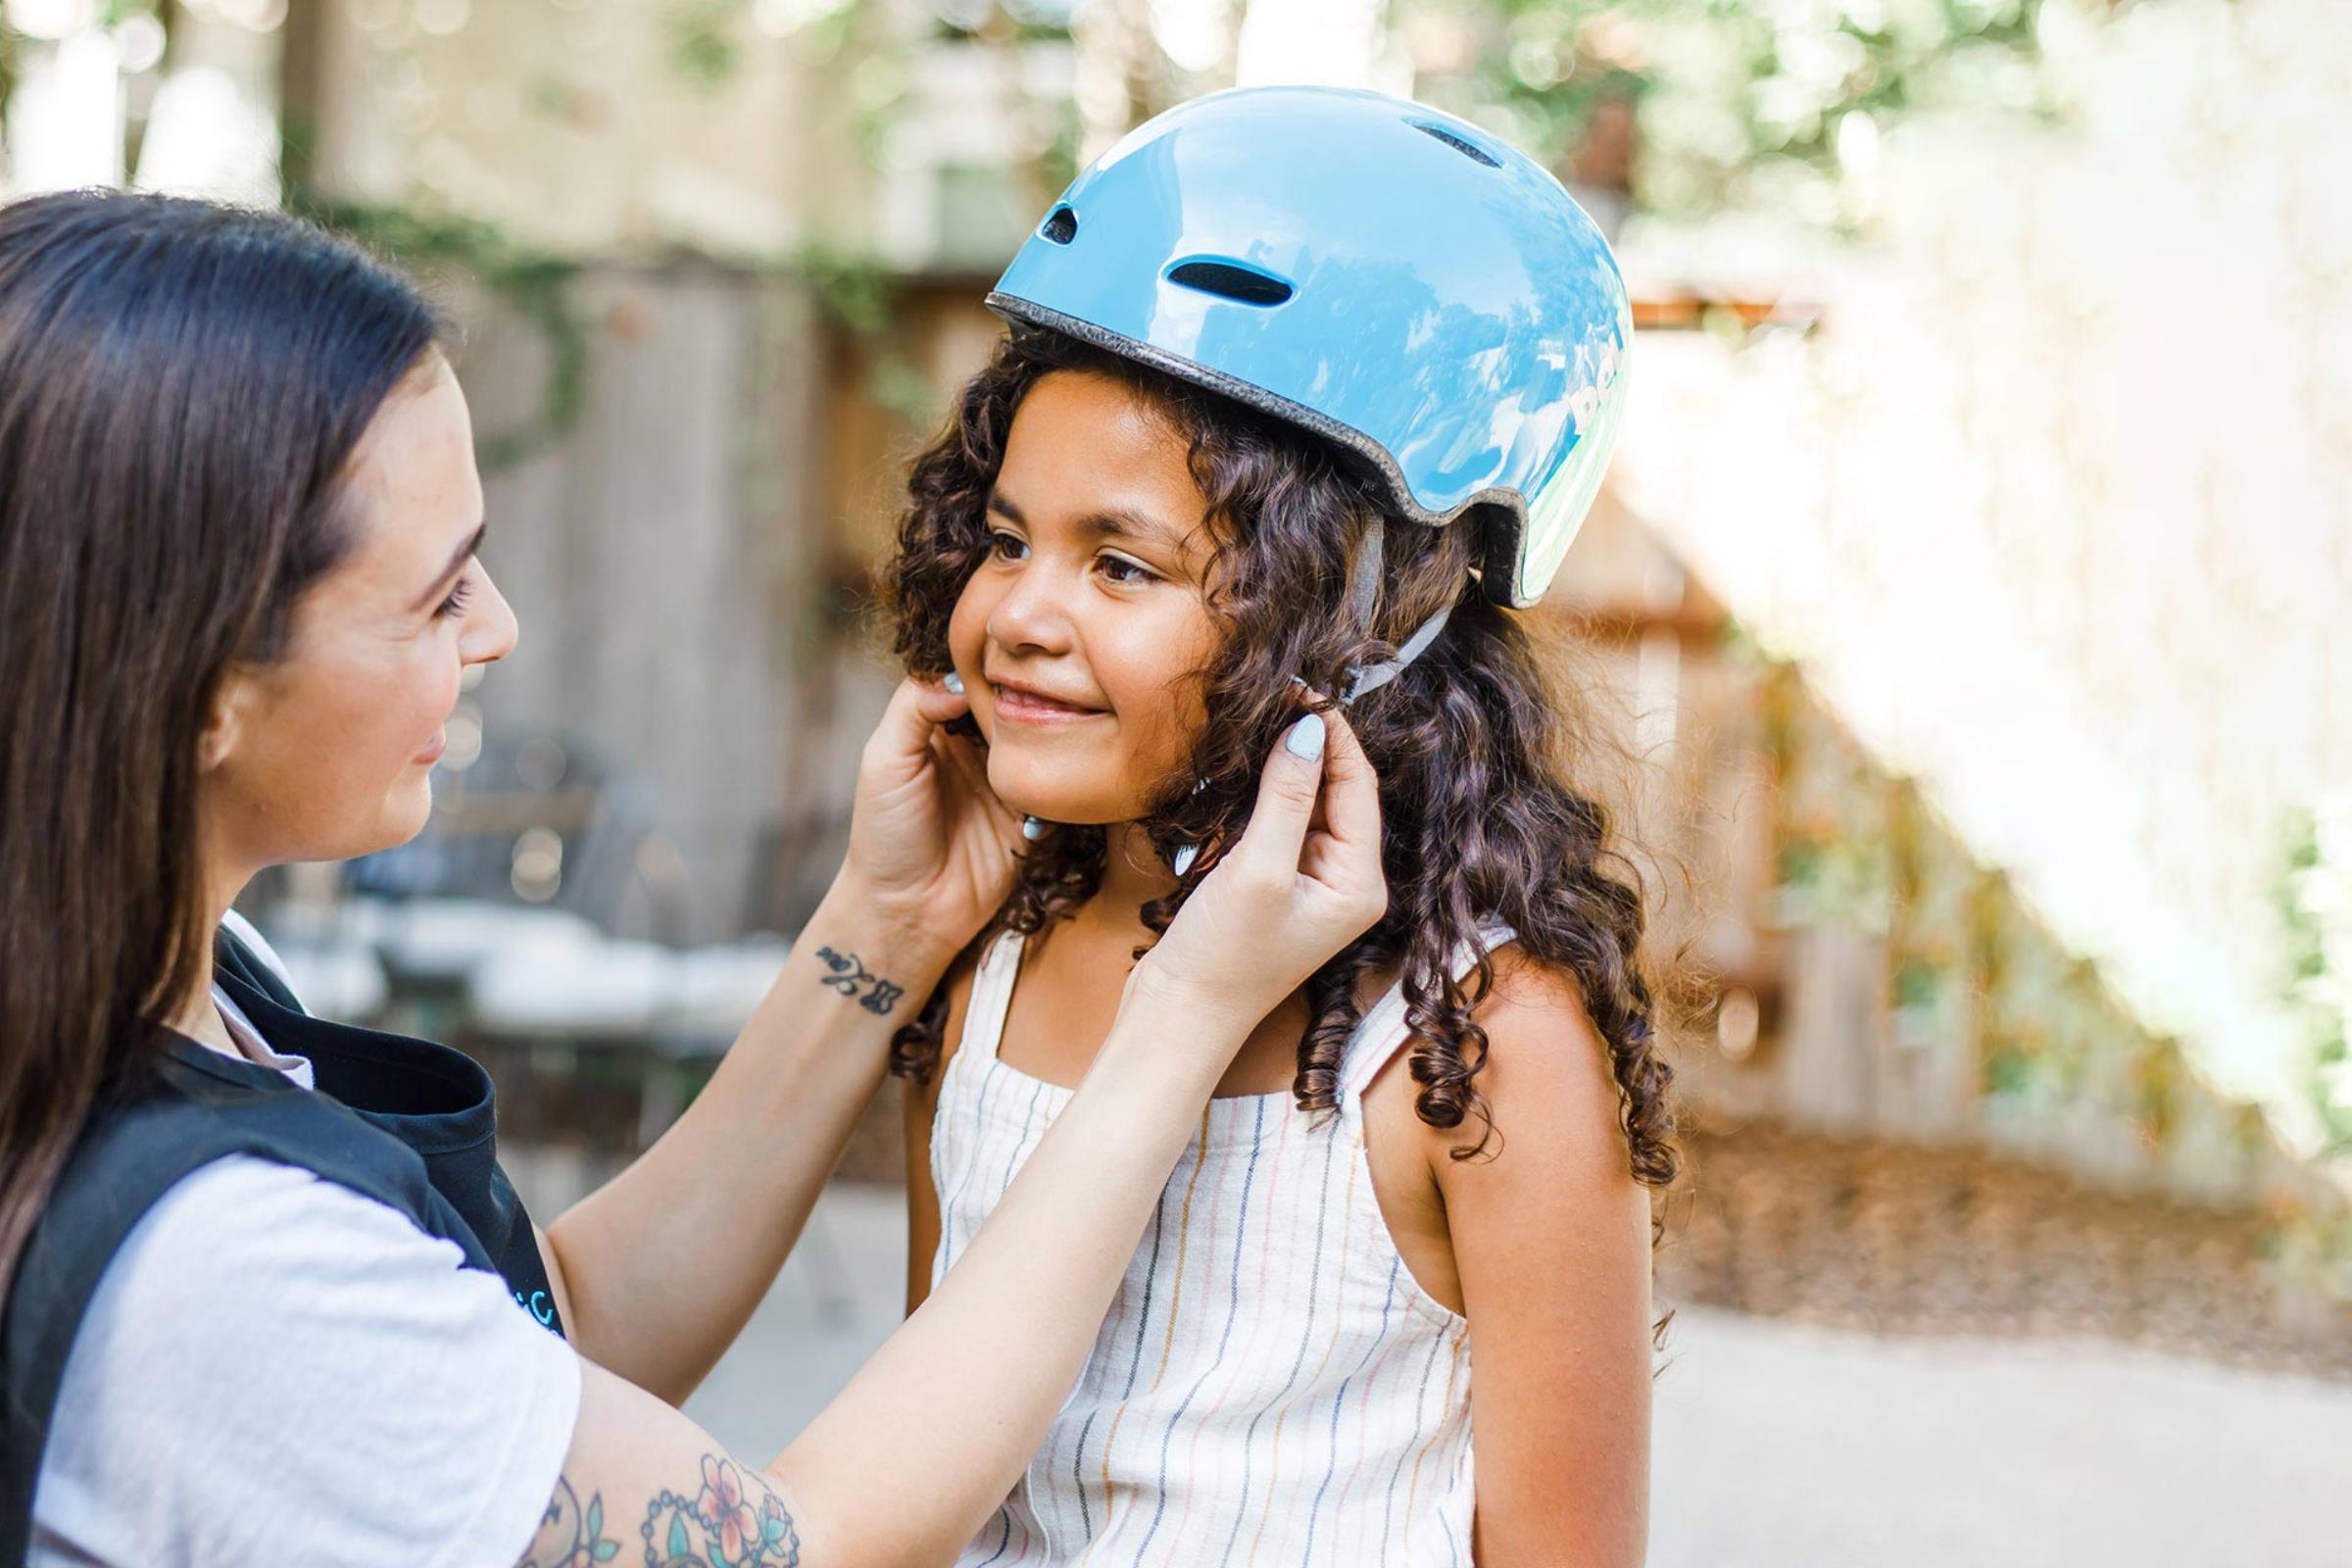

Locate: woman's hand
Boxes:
[1131,702,1386,1033]
[836,676,1022,984]
[554,676,1015,1397]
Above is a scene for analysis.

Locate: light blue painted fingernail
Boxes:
[1171,843,1200,876]
[1022,815,1048,841]
[1285,711,1327,760]
[944,671,964,695]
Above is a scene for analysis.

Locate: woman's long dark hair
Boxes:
[886,329,1677,1204]
[0,192,438,1300]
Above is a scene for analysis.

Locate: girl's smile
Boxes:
[986,673,1109,723]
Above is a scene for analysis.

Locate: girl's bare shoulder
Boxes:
[1435,944,1629,1184]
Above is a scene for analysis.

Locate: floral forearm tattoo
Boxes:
[813,945,905,1015]
[522,1457,800,1567]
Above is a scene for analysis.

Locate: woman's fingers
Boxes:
[842,676,1019,972]
[933,730,981,801]
[908,675,973,728]
[1228,701,1379,897]
[862,675,970,790]
[1305,705,1380,873]
[934,729,1017,838]
[1225,709,1331,883]
[1145,705,1385,1027]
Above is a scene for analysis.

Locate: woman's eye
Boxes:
[433,576,474,620]
[1099,554,1157,586]
[988,530,1029,562]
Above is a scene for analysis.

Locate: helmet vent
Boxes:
[1041,205,1078,244]
[1409,121,1501,169]
[1165,260,1294,307]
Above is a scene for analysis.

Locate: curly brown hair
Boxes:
[883,327,1677,1199]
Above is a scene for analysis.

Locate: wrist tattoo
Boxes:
[522,1456,801,1567]
[813,944,905,1015]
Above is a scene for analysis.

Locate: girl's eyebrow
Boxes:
[987,489,1185,553]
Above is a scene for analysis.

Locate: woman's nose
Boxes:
[462,566,520,665]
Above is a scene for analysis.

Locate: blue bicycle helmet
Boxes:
[988,84,1631,616]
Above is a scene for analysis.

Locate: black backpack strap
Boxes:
[0,1057,467,1565]
[1,928,559,1564]
[2,925,304,1555]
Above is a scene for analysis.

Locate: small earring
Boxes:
[1022,816,1049,842]
[1169,776,1211,877]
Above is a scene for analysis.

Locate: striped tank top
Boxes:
[928,922,1516,1567]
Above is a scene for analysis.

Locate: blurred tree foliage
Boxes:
[293,199,589,472]
[2279,808,2352,1161]
[559,1,2096,229]
[0,20,17,152]
[1398,0,2082,220]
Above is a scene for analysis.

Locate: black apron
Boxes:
[0,929,564,1565]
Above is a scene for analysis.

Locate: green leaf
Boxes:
[585,1497,602,1541]
[593,1544,618,1562]
[669,1513,691,1560]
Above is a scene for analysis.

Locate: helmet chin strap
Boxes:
[1337,517,1456,703]
[1165,522,1452,877]
[1342,604,1454,703]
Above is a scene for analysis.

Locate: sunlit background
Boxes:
[9,1,2348,1560]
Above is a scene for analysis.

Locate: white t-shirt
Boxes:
[28,995,582,1567]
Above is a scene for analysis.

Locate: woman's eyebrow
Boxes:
[411,521,487,612]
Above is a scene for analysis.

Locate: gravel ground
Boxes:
[680,1183,2352,1568]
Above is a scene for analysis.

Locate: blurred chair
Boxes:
[468,933,790,1147]
[739,806,855,940]
[280,732,704,1150]
[249,731,858,1314]
[346,730,683,950]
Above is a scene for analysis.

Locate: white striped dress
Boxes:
[927,923,1516,1567]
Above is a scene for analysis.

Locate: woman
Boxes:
[0,189,1385,1568]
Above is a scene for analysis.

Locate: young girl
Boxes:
[889,88,1673,1567]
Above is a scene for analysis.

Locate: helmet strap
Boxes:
[1167,522,1450,879]
[1344,517,1384,630]
[1342,602,1453,704]
[1338,517,1455,705]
